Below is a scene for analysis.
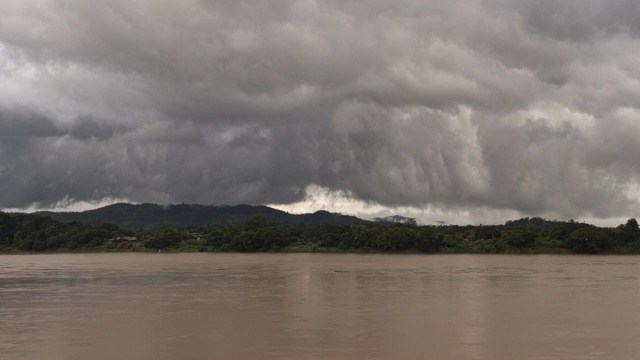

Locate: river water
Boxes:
[1,253,639,360]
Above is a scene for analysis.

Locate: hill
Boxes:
[35,203,368,230]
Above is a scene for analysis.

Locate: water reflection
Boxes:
[0,253,639,359]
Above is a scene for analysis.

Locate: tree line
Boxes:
[2,211,640,254]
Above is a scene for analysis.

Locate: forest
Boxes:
[1,211,640,254]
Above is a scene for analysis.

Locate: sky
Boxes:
[1,0,640,226]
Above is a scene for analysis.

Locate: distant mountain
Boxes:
[35,203,368,230]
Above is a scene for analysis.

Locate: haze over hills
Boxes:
[34,203,368,230]
[373,215,417,224]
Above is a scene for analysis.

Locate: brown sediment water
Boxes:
[1,253,638,360]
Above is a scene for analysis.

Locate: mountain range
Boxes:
[34,203,368,230]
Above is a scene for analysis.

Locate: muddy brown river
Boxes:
[1,253,639,359]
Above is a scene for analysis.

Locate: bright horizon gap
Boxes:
[1,187,631,228]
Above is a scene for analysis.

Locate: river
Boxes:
[1,253,639,359]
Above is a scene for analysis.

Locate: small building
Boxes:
[104,236,138,248]
[188,233,205,241]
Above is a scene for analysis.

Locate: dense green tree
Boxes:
[473,238,507,253]
[549,222,590,242]
[227,225,295,251]
[414,228,440,252]
[306,224,351,248]
[567,227,613,253]
[441,233,467,252]
[475,225,502,240]
[205,228,227,248]
[143,228,186,250]
[349,224,377,248]
[243,214,268,230]
[617,218,640,244]
[626,218,639,229]
[0,212,15,246]
[373,226,414,251]
[502,228,536,248]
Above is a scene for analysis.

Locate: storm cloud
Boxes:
[1,0,640,224]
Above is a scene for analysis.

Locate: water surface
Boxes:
[1,253,639,359]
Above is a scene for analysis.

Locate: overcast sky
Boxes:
[1,0,640,225]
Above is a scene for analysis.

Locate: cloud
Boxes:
[1,0,640,224]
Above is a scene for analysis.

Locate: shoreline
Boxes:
[0,248,624,255]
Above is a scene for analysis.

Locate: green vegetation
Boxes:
[0,211,133,252]
[2,211,640,254]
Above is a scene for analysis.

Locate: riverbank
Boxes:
[3,211,640,254]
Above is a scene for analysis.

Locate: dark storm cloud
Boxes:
[1,0,640,221]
